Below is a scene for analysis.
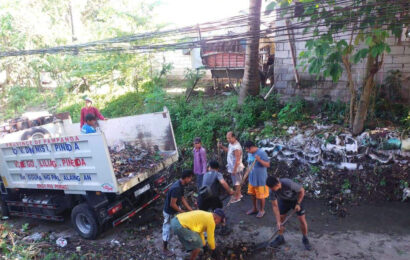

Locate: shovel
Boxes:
[254,210,296,250]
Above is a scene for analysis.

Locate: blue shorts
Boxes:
[171,217,203,251]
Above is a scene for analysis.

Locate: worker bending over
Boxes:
[162,170,194,256]
[198,160,234,211]
[171,209,226,260]
[266,176,312,250]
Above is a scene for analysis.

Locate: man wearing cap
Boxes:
[80,97,106,129]
[193,137,207,190]
[171,209,226,260]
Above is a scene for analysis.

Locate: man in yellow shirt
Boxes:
[171,209,226,260]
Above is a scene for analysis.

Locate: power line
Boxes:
[0,0,408,58]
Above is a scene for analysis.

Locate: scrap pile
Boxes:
[108,143,164,182]
[259,125,409,169]
[257,125,410,216]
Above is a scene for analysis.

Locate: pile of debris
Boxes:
[201,242,255,260]
[259,125,409,170]
[256,125,410,215]
[108,143,164,181]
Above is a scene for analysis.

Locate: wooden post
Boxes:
[263,74,280,100]
[286,19,301,89]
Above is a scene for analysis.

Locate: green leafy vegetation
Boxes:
[319,100,348,125]
[167,95,280,149]
[0,0,160,120]
[342,178,351,192]
[271,0,409,135]
[278,98,308,125]
[0,223,38,259]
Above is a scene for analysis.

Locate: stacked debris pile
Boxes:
[108,143,166,183]
[259,125,409,169]
[257,125,410,216]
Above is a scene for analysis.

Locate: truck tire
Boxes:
[0,199,9,217]
[21,128,50,141]
[71,203,99,239]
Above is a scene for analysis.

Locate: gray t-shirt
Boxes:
[202,170,224,196]
[269,178,302,202]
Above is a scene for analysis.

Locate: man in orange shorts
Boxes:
[244,141,270,218]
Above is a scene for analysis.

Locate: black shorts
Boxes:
[278,199,305,216]
[198,196,223,211]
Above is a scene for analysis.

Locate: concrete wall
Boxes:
[274,10,410,102]
[151,50,212,79]
[151,51,192,78]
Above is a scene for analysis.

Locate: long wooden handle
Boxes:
[240,159,257,186]
[266,210,295,243]
[217,139,222,166]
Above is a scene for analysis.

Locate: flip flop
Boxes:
[256,211,265,218]
[230,197,241,204]
[246,209,258,215]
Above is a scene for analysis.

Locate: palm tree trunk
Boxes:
[239,0,262,105]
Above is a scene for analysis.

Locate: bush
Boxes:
[319,100,347,124]
[278,98,308,125]
[167,94,281,151]
[57,102,82,123]
[101,92,144,118]
[2,86,43,118]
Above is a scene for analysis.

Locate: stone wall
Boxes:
[274,14,410,102]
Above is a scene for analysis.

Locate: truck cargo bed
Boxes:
[115,150,178,193]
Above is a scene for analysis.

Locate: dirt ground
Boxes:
[3,195,410,260]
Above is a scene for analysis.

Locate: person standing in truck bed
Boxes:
[80,97,106,128]
[162,170,194,257]
[81,114,97,134]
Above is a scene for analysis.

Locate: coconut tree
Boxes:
[239,0,262,105]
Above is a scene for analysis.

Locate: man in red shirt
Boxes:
[80,97,106,128]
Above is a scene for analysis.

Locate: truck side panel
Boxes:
[0,134,119,193]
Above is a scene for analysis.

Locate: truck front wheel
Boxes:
[71,203,99,239]
[0,199,9,218]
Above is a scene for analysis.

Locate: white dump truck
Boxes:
[0,108,178,239]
